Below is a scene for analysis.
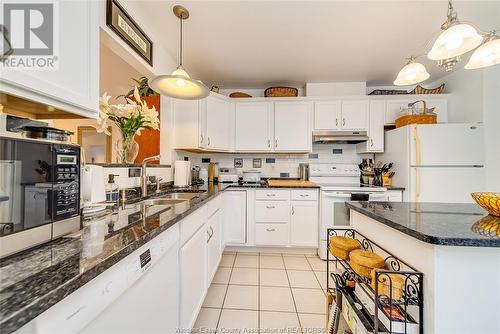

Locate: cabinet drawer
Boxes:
[255,189,290,201]
[255,224,289,246]
[291,190,318,201]
[255,201,289,223]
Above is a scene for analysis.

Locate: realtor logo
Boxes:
[1,1,58,69]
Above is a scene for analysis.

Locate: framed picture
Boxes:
[106,0,153,66]
[234,158,243,168]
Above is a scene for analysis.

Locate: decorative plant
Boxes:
[96,86,159,163]
[122,76,159,97]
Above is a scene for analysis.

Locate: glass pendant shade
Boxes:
[428,23,483,60]
[149,66,209,100]
[465,37,500,69]
[394,61,430,86]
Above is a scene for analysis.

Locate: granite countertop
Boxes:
[0,182,318,332]
[346,201,500,247]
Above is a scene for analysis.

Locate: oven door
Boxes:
[0,138,54,237]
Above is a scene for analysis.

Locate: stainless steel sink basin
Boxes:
[144,198,186,205]
[143,191,204,206]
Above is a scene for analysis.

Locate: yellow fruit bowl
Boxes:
[471,192,500,217]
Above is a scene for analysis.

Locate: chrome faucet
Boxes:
[141,155,161,196]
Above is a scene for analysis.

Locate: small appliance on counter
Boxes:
[191,165,203,185]
[81,164,106,205]
[218,168,239,183]
[174,160,191,187]
[299,163,309,181]
[0,135,81,258]
[242,170,261,183]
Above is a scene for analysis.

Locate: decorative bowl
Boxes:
[471,192,500,217]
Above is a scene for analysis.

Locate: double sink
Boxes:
[142,191,204,206]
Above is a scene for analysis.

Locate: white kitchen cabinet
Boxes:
[314,101,341,130]
[274,102,312,152]
[0,0,99,118]
[290,201,318,247]
[203,95,234,151]
[255,223,289,246]
[235,102,273,151]
[180,224,207,329]
[172,99,201,149]
[224,190,247,244]
[255,201,289,223]
[340,100,369,130]
[207,209,222,285]
[357,100,385,153]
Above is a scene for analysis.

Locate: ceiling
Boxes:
[131,1,500,88]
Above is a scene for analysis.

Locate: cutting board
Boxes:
[267,179,317,187]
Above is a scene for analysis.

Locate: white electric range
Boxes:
[309,163,388,259]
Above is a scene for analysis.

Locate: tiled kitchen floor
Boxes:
[192,252,343,334]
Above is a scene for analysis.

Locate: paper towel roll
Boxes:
[174,161,191,187]
[81,165,106,204]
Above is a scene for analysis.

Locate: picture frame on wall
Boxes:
[106,0,153,66]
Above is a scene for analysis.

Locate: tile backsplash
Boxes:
[178,144,372,178]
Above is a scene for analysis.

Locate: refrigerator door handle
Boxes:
[413,126,421,202]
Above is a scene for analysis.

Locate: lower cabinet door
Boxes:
[207,209,222,285]
[290,201,318,247]
[255,223,289,246]
[180,225,207,329]
[224,191,247,244]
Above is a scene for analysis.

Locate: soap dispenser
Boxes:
[105,174,119,204]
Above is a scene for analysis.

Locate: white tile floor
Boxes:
[192,252,336,334]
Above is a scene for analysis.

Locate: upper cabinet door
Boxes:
[235,102,273,151]
[314,101,341,130]
[172,99,200,149]
[340,100,369,130]
[368,101,385,152]
[0,0,99,118]
[205,95,233,151]
[274,102,312,152]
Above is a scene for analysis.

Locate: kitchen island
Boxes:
[345,201,500,334]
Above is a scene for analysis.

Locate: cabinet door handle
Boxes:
[206,230,211,243]
[300,194,309,197]
[275,139,278,148]
[342,118,346,126]
[335,118,338,127]
[266,194,276,197]
[207,137,211,146]
[210,226,214,236]
[266,205,275,209]
[291,206,295,215]
[267,139,270,148]
[266,228,276,232]
[200,134,204,144]
[370,139,374,147]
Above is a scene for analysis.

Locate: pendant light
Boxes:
[465,32,500,69]
[427,1,483,61]
[394,57,430,86]
[149,5,209,100]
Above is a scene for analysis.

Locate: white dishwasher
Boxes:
[17,223,180,334]
[81,224,180,333]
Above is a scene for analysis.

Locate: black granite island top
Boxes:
[346,201,500,247]
[0,182,320,333]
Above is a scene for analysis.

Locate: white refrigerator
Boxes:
[379,123,484,203]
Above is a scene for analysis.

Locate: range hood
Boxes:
[312,130,369,144]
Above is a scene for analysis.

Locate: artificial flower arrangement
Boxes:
[97,86,160,163]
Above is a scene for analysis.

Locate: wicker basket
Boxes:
[471,192,500,217]
[410,83,445,94]
[395,114,437,128]
[329,236,361,260]
[349,249,384,277]
[370,269,405,300]
[264,87,298,97]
